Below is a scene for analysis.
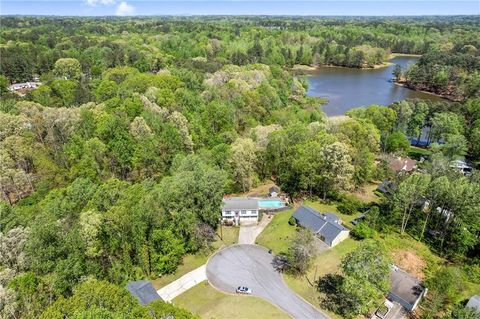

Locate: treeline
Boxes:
[1,16,479,84]
[0,56,323,317]
[347,99,480,162]
[395,49,480,101]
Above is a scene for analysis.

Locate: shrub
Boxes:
[337,196,365,215]
[288,216,297,226]
[351,222,375,239]
[464,264,480,284]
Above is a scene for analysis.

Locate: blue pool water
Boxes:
[258,199,284,208]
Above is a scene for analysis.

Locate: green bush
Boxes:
[337,196,365,215]
[464,264,480,284]
[351,222,375,239]
[288,216,297,226]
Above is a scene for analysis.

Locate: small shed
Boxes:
[269,186,280,198]
[126,280,162,305]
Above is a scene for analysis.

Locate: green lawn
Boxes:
[409,145,432,160]
[173,281,290,319]
[256,202,359,254]
[284,238,360,319]
[303,200,361,225]
[152,226,239,290]
[256,200,478,317]
[212,225,240,250]
[255,208,296,254]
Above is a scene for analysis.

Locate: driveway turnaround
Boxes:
[157,264,207,301]
[206,245,329,319]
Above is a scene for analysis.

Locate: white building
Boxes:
[221,198,259,224]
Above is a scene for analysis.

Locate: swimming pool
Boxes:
[258,199,285,208]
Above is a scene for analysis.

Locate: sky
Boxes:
[1,0,479,16]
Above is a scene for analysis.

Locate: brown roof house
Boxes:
[388,265,427,312]
[388,156,417,174]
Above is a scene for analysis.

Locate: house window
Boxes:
[241,210,247,215]
[224,211,231,215]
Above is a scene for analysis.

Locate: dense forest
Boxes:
[0,16,479,319]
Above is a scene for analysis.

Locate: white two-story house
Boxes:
[221,198,259,224]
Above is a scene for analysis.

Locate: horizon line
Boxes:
[2,14,479,17]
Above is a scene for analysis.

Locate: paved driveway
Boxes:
[157,265,207,301]
[238,214,273,244]
[206,245,329,319]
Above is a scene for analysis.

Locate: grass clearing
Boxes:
[347,182,381,203]
[173,281,290,319]
[409,146,432,160]
[304,200,360,225]
[283,238,360,318]
[256,208,296,254]
[152,226,239,289]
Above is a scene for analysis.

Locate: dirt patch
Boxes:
[391,250,427,280]
[229,181,278,197]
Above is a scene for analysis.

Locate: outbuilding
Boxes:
[269,186,280,198]
[292,206,349,247]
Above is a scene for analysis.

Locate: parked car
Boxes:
[236,286,252,294]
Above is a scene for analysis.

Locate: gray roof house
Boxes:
[126,280,162,305]
[222,198,259,211]
[292,206,349,247]
[467,295,480,313]
[389,266,427,312]
[222,197,260,224]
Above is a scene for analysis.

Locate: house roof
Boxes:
[377,180,397,194]
[222,197,259,211]
[451,159,472,170]
[389,266,425,306]
[292,206,348,244]
[389,157,416,173]
[125,280,161,305]
[467,295,480,312]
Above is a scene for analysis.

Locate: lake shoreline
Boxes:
[393,81,459,102]
[293,53,422,72]
[306,55,447,116]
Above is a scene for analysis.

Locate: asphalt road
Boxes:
[206,244,329,319]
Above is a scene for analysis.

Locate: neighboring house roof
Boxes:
[292,206,348,245]
[389,157,416,173]
[125,280,161,305]
[377,180,397,195]
[389,266,425,309]
[222,197,259,211]
[467,295,480,313]
[8,82,40,90]
[451,159,472,170]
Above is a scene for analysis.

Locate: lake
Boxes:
[306,56,444,116]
